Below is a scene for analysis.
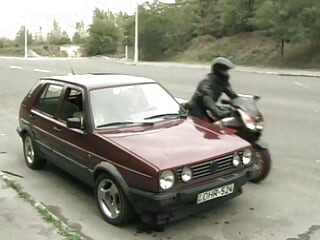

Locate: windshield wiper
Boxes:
[97,121,154,128]
[144,113,187,120]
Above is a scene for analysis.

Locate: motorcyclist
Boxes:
[187,57,238,121]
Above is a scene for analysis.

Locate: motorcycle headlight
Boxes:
[181,167,192,182]
[159,170,175,190]
[256,120,264,131]
[242,148,252,165]
[246,122,256,131]
[233,153,241,167]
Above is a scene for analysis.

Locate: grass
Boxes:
[172,32,320,69]
[0,47,24,57]
[2,175,84,240]
[0,45,69,57]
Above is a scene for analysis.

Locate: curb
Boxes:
[235,69,320,78]
[117,60,320,78]
[0,171,84,240]
[0,56,86,61]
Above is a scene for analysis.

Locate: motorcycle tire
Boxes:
[250,147,271,183]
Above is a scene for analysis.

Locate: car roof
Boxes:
[41,74,156,89]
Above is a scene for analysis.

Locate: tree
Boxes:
[47,20,71,45]
[0,38,14,48]
[14,26,33,46]
[59,31,71,45]
[252,0,314,59]
[220,0,257,35]
[33,27,45,46]
[85,9,120,56]
[121,1,197,60]
[47,20,62,45]
[72,21,86,44]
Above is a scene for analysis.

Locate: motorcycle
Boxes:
[208,94,271,182]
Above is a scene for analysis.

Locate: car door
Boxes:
[30,82,65,163]
[53,86,94,184]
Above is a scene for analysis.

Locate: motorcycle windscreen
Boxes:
[231,97,261,117]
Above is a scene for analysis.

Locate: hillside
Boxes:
[173,33,320,69]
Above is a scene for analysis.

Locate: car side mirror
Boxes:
[67,117,82,129]
[175,97,187,105]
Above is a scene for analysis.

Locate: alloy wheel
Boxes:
[24,136,35,165]
[97,179,121,219]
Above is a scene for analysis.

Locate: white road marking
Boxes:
[9,65,22,69]
[294,81,310,89]
[33,68,51,73]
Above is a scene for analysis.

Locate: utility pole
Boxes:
[125,45,128,60]
[134,0,139,64]
[24,26,28,58]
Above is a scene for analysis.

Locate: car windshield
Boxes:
[90,83,184,128]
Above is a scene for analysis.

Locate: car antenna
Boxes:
[67,60,76,75]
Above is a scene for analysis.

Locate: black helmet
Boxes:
[211,57,235,80]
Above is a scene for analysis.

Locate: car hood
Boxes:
[99,118,250,170]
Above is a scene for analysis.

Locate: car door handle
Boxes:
[53,126,62,132]
[29,114,36,119]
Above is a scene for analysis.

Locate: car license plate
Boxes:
[197,183,234,204]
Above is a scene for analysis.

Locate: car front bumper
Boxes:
[129,166,256,224]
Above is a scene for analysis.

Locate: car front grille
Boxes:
[177,154,234,181]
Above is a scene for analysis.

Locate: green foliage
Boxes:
[82,1,320,61]
[85,9,120,56]
[47,20,71,45]
[0,38,14,48]
[221,0,256,34]
[120,1,197,60]
[15,26,33,46]
[72,21,86,44]
[252,0,318,43]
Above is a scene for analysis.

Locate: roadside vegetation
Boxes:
[1,174,84,240]
[1,0,320,68]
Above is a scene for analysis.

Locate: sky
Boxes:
[0,0,175,40]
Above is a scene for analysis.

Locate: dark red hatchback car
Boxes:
[17,74,255,225]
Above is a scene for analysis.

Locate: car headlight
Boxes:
[242,148,252,165]
[233,153,241,167]
[181,167,192,182]
[159,170,175,190]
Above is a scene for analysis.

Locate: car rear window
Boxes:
[35,84,63,116]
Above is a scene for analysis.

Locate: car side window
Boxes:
[60,88,85,126]
[35,84,63,116]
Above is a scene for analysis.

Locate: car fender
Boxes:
[93,162,138,211]
[17,125,33,139]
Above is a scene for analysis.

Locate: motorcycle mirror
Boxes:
[253,96,261,101]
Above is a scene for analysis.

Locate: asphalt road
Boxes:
[0,57,319,240]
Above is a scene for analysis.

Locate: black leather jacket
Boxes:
[188,73,237,120]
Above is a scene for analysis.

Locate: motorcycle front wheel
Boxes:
[250,147,271,183]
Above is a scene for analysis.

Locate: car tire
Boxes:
[95,173,134,226]
[23,134,46,170]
